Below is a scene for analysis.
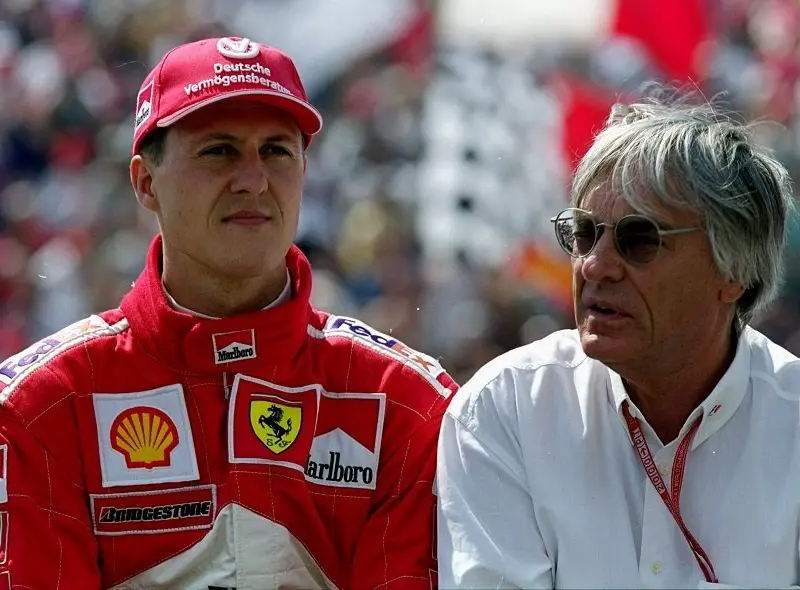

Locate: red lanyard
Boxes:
[622,401,718,583]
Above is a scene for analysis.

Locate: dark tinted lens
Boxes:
[616,216,661,263]
[555,212,597,257]
[554,216,576,254]
[572,217,597,256]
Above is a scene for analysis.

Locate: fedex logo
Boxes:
[0,315,112,389]
[0,339,60,384]
[325,317,445,378]
[212,329,256,364]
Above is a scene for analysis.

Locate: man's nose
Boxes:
[229,149,268,195]
[579,228,625,283]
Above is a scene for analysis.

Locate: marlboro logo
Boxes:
[305,451,374,486]
[135,81,154,130]
[212,329,256,364]
[304,392,385,490]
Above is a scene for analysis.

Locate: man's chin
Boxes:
[213,243,290,278]
[578,331,633,364]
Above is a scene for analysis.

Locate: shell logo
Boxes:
[110,406,179,469]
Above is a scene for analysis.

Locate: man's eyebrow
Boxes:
[193,132,239,144]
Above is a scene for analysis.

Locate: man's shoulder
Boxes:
[0,310,129,412]
[448,329,592,424]
[744,326,800,399]
[309,312,458,429]
[466,328,587,389]
[312,314,452,397]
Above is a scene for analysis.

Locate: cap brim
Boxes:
[156,89,323,137]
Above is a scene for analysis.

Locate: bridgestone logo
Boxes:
[216,346,254,363]
[305,451,374,485]
[99,501,212,523]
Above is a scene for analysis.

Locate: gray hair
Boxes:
[570,86,795,327]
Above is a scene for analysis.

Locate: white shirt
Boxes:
[436,327,800,589]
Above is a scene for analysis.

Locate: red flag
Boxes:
[388,0,434,74]
[550,74,617,172]
[613,0,712,81]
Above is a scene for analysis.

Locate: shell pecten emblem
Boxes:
[110,406,180,469]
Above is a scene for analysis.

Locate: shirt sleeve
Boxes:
[436,411,553,589]
[350,415,442,590]
[0,406,101,589]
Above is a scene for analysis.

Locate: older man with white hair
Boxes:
[436,87,798,589]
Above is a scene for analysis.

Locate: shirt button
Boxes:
[652,561,663,575]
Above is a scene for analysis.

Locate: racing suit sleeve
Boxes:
[350,415,442,590]
[436,411,553,589]
[0,405,101,589]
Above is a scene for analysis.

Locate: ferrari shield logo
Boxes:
[228,377,319,470]
[250,399,301,454]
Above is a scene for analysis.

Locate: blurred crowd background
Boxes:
[1,0,799,384]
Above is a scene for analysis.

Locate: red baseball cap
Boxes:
[132,37,323,155]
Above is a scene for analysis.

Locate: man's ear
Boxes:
[720,281,746,304]
[130,155,160,213]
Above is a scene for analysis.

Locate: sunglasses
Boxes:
[550,208,700,265]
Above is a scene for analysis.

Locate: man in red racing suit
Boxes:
[0,35,457,590]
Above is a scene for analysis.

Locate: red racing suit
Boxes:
[0,236,456,589]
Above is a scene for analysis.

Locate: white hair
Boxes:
[570,87,795,326]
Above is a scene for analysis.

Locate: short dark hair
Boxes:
[138,127,170,166]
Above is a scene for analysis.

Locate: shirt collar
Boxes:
[607,327,752,449]
[162,271,292,318]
